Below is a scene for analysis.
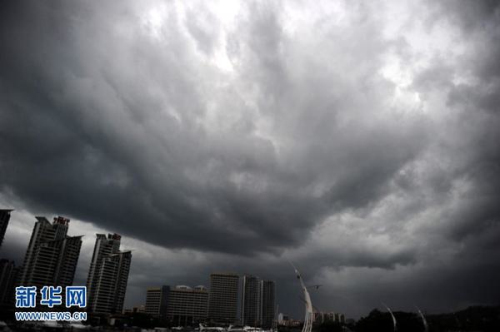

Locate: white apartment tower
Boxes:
[18,216,82,290]
[86,233,132,314]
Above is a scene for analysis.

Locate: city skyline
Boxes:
[1,0,500,320]
[0,212,283,322]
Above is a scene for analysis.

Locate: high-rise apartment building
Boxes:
[241,275,261,326]
[18,216,82,291]
[86,233,132,315]
[0,209,13,248]
[145,286,169,319]
[241,276,276,328]
[208,273,239,324]
[260,280,275,329]
[167,285,208,326]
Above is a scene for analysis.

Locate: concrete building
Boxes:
[314,312,323,324]
[145,286,169,319]
[86,233,132,315]
[278,313,289,326]
[260,280,275,329]
[208,273,239,324]
[0,259,19,312]
[167,285,209,326]
[241,275,261,326]
[334,313,345,324]
[0,209,13,249]
[124,304,146,314]
[317,312,345,324]
[18,216,82,293]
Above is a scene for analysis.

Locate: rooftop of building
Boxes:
[210,272,240,277]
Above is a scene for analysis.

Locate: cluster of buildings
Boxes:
[141,274,276,327]
[0,209,132,319]
[2,210,347,329]
[2,210,278,327]
[313,312,346,324]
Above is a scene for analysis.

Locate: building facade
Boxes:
[167,285,208,326]
[145,286,169,319]
[260,280,275,329]
[86,233,132,314]
[18,216,82,292]
[314,312,345,324]
[0,259,19,313]
[208,273,239,324]
[0,209,13,249]
[241,275,261,326]
[278,313,290,326]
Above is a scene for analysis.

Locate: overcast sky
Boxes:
[1,0,499,319]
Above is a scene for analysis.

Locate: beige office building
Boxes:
[167,285,208,326]
[145,286,169,319]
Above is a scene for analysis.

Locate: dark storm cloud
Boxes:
[0,0,426,256]
[411,0,500,247]
[1,0,500,318]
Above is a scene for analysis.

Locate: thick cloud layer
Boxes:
[1,0,499,318]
